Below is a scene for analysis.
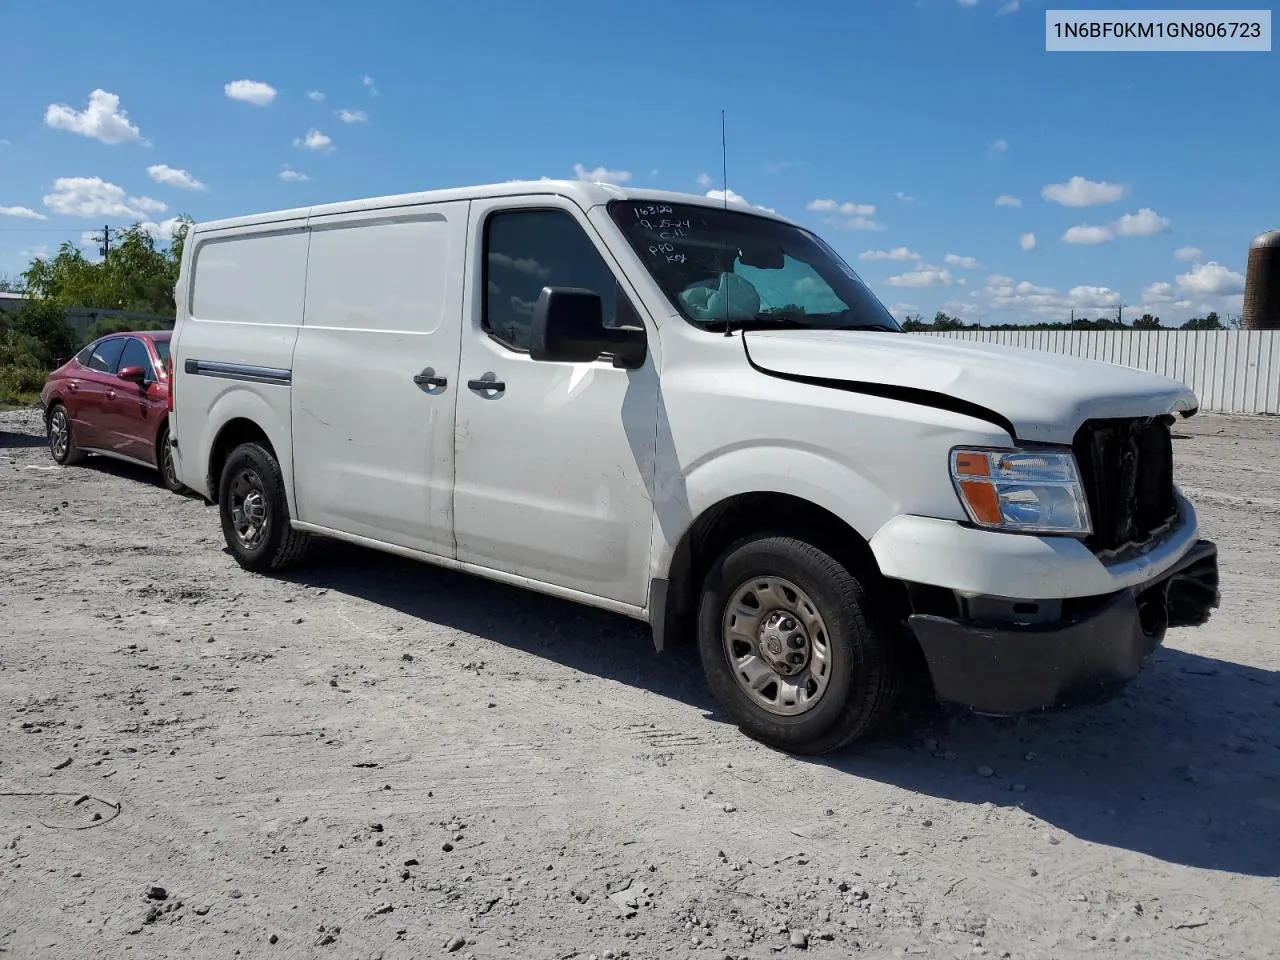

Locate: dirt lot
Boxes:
[1,406,1277,960]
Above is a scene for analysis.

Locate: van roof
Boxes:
[191,179,799,234]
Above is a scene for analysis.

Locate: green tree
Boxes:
[1132,313,1162,329]
[932,310,966,330]
[21,218,191,316]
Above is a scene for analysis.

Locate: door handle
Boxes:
[467,378,505,393]
[413,367,448,389]
[106,390,116,400]
[68,382,79,392]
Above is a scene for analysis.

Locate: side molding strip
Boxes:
[184,359,293,386]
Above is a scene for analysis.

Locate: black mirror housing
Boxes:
[529,286,646,368]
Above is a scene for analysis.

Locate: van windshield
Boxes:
[606,200,901,333]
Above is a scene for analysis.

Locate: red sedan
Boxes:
[39,329,184,492]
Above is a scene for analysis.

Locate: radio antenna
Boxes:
[720,109,729,210]
[721,109,735,336]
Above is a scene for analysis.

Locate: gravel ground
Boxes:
[1,405,1277,960]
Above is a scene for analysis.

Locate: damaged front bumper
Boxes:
[907,539,1220,715]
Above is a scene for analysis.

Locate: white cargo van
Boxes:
[167,180,1219,753]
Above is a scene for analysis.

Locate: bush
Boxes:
[0,362,46,399]
[8,301,75,367]
[83,316,166,345]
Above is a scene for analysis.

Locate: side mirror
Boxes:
[118,365,147,383]
[529,287,646,369]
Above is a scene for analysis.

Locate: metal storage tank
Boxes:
[1243,229,1280,329]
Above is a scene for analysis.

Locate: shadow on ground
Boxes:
[283,538,1277,879]
[0,431,49,450]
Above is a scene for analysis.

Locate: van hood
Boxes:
[742,329,1199,444]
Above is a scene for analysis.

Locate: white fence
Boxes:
[914,329,1280,415]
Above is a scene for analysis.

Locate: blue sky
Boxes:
[0,0,1273,325]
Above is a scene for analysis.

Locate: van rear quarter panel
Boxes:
[175,222,309,505]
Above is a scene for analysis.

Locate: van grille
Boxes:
[1071,416,1178,556]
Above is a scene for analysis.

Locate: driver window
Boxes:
[483,209,621,352]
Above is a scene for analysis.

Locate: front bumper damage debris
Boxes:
[907,539,1220,715]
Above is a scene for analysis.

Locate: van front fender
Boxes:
[651,443,894,583]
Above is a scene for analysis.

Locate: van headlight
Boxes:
[949,447,1092,535]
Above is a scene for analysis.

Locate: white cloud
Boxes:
[362,75,379,96]
[705,189,776,214]
[1176,261,1246,297]
[989,139,1009,155]
[129,195,168,215]
[944,253,981,269]
[1019,231,1037,251]
[0,206,47,220]
[894,191,916,204]
[307,90,325,102]
[137,217,185,242]
[1142,281,1178,303]
[1066,285,1122,309]
[995,194,1022,207]
[976,273,1123,319]
[998,0,1020,13]
[42,176,166,219]
[1225,293,1245,311]
[279,166,310,182]
[1174,246,1203,261]
[887,267,953,288]
[1063,224,1113,245]
[295,129,334,152]
[957,0,979,6]
[147,164,206,191]
[860,247,921,262]
[573,163,631,184]
[224,80,277,106]
[1114,207,1169,237]
[887,301,920,319]
[807,199,882,229]
[336,109,367,124]
[807,198,876,216]
[45,89,146,145]
[1042,176,1126,207]
[696,172,712,188]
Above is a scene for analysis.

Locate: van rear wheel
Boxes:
[696,535,900,755]
[217,441,310,572]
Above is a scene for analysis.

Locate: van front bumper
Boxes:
[906,539,1219,715]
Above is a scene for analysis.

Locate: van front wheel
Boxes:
[217,442,310,572]
[697,535,900,755]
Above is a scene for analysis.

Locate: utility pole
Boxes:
[1117,303,1126,326]
[91,223,111,258]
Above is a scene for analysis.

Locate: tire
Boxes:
[46,403,85,466]
[156,424,187,494]
[697,535,901,755]
[217,441,310,572]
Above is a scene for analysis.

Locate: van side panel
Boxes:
[171,222,310,505]
[289,202,468,557]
